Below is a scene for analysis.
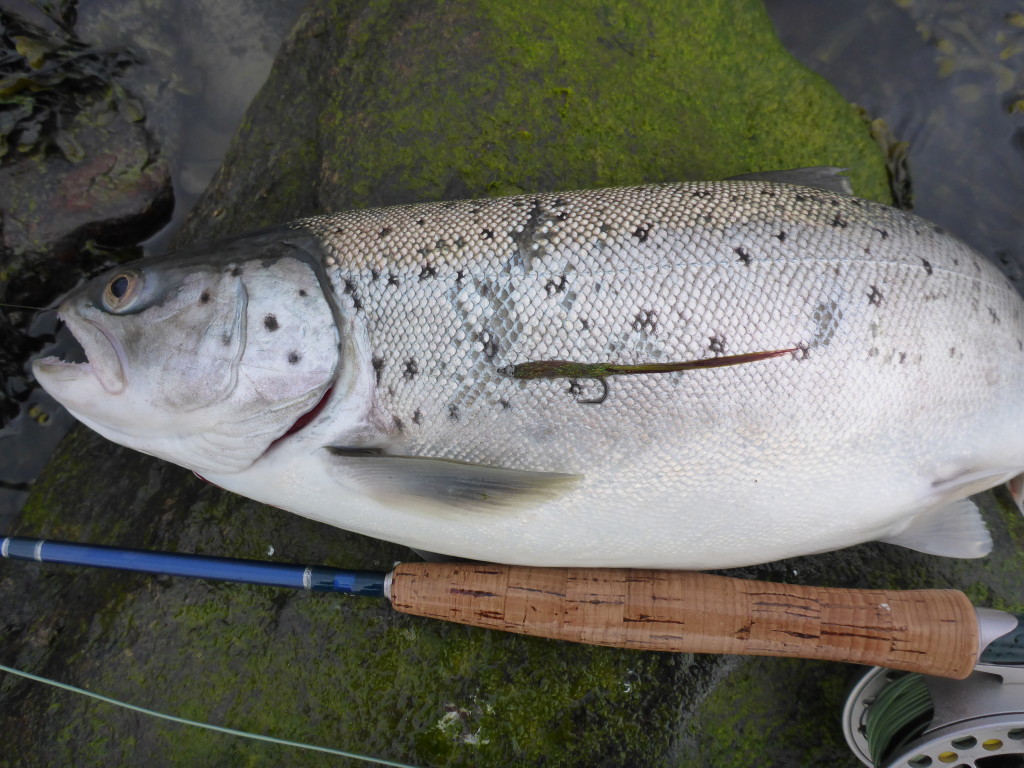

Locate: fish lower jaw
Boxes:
[32,357,95,384]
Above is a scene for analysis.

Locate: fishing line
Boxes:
[0,303,54,312]
[0,662,420,768]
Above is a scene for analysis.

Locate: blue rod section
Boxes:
[1,537,387,597]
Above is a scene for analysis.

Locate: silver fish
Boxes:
[33,169,1024,568]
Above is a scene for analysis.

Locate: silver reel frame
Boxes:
[844,664,1024,767]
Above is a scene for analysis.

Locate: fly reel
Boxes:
[843,665,1024,767]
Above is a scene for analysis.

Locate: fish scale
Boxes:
[33,174,1024,567]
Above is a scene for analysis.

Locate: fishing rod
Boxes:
[5,535,1024,767]
[1,535,1019,677]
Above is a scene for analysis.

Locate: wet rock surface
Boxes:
[3,1,1009,767]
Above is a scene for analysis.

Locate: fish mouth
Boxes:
[33,307,127,395]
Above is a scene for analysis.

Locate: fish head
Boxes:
[33,230,341,475]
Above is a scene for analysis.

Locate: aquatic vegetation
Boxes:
[0,1,143,164]
[898,0,1024,110]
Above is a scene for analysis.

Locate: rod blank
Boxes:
[1,537,386,596]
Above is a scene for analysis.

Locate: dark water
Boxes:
[766,0,1024,281]
[4,0,1024,537]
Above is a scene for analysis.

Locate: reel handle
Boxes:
[389,563,979,679]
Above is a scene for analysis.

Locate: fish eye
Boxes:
[102,271,142,313]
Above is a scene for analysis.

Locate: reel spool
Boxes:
[843,666,1024,767]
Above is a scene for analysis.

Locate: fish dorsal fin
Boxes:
[323,447,580,517]
[725,167,853,196]
[881,499,992,558]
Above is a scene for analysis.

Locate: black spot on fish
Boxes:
[792,343,810,361]
[199,291,211,304]
[691,189,713,198]
[773,231,787,243]
[370,269,380,281]
[735,247,752,266]
[633,310,657,333]
[567,380,584,397]
[231,266,243,277]
[499,398,511,410]
[512,200,526,208]
[456,269,466,285]
[899,352,907,364]
[875,228,889,239]
[448,404,460,422]
[264,314,279,331]
[372,355,385,385]
[416,218,426,226]
[454,236,467,249]
[378,227,391,238]
[758,188,776,197]
[599,223,611,233]
[482,228,495,240]
[510,200,547,269]
[288,352,300,365]
[831,214,848,228]
[795,194,807,202]
[632,224,651,243]
[553,197,566,207]
[222,333,232,346]
[342,279,363,311]
[868,285,884,306]
[412,409,423,425]
[387,272,399,287]
[933,225,946,235]
[299,289,308,297]
[868,347,879,357]
[545,275,567,295]
[404,358,419,379]
[709,335,726,354]
[990,307,1001,324]
[921,259,933,276]
[556,211,568,221]
[393,416,405,434]
[481,334,498,360]
[949,346,957,357]
[419,263,439,280]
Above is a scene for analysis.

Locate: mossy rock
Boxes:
[0,1,978,767]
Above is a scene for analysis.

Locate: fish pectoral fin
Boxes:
[881,499,992,558]
[323,447,580,517]
[725,167,853,196]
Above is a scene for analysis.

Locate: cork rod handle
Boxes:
[388,563,979,679]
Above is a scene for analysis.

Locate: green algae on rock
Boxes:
[0,0,927,766]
